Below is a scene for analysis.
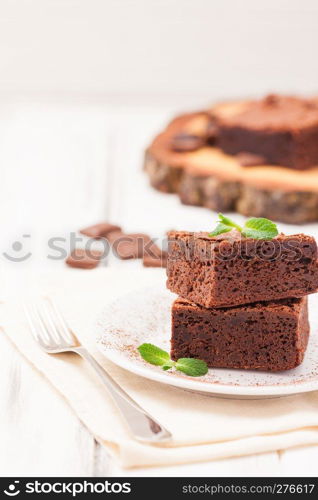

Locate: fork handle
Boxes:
[72,346,171,443]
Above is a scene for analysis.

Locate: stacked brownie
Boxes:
[167,230,318,371]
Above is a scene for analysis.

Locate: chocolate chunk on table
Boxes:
[79,222,121,239]
[65,248,103,269]
[109,232,152,260]
[171,296,309,371]
[166,230,318,308]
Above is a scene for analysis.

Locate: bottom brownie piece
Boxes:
[171,297,309,371]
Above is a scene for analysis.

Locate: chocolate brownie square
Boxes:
[171,297,309,371]
[167,230,318,308]
[215,95,318,169]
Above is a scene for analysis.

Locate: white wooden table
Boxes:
[1,101,318,476]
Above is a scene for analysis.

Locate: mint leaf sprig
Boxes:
[209,213,278,240]
[137,343,208,377]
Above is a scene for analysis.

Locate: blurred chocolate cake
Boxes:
[144,94,318,223]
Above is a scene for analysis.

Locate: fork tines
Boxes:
[24,298,76,351]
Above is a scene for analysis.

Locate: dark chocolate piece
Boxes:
[107,230,125,243]
[65,248,103,269]
[110,233,151,260]
[80,222,121,239]
[167,230,318,308]
[171,296,309,371]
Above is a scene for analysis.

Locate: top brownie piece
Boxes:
[214,95,318,169]
[166,230,318,308]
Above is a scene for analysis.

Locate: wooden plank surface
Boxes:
[1,101,318,476]
[0,333,97,476]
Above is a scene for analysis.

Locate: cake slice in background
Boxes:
[144,94,318,223]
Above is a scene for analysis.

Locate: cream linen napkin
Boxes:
[2,267,318,469]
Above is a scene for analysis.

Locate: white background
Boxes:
[0,0,317,106]
[1,0,318,477]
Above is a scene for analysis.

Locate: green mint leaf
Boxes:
[209,213,242,237]
[138,343,170,366]
[138,344,208,377]
[242,217,278,240]
[218,213,242,231]
[175,358,208,377]
[162,362,175,371]
[208,223,233,237]
[209,213,278,240]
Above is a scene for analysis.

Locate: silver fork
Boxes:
[24,298,171,443]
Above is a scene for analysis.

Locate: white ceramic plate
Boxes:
[95,287,318,399]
